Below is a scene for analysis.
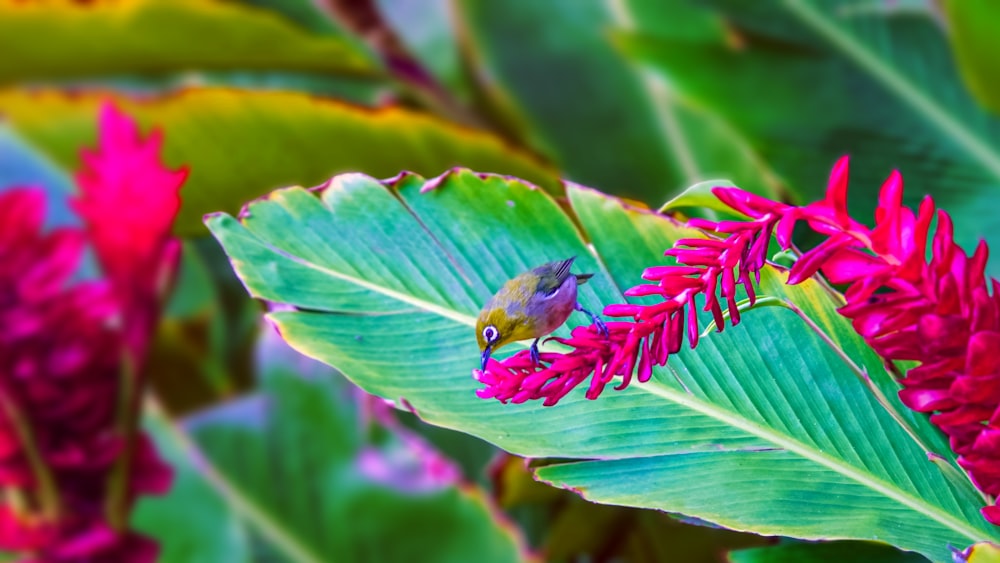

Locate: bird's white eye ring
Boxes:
[483,325,499,343]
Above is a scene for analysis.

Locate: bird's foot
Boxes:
[594,315,609,338]
[530,339,541,366]
[576,304,609,338]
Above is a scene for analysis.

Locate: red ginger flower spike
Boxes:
[74,102,188,363]
[474,155,1000,526]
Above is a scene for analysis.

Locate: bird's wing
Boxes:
[533,257,576,296]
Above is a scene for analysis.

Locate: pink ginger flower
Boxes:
[474,187,786,407]
[74,104,187,363]
[474,156,1000,525]
[0,103,184,561]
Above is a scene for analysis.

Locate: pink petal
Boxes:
[825,155,851,225]
[967,331,1000,376]
[787,233,853,285]
[982,505,1000,525]
[0,188,46,249]
[712,187,789,217]
[972,428,1000,457]
[820,247,888,284]
[950,375,1000,403]
[898,387,957,412]
[871,169,904,258]
[931,405,994,426]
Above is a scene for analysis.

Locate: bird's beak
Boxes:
[480,344,493,371]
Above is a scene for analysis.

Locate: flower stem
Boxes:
[0,390,61,521]
[699,295,785,337]
[105,352,138,531]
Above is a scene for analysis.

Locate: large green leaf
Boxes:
[0,87,558,235]
[206,170,999,561]
[619,0,1000,274]
[453,0,781,203]
[135,327,527,563]
[0,0,376,84]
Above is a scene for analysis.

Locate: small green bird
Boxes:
[476,257,608,370]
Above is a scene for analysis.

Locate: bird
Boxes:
[476,256,607,370]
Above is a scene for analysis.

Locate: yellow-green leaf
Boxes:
[0,87,559,235]
[0,0,376,84]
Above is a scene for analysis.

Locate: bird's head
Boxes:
[475,306,535,370]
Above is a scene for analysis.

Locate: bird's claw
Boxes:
[576,304,609,338]
[594,315,609,338]
[530,339,541,366]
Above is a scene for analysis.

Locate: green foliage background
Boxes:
[2,1,998,561]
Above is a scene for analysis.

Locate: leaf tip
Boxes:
[202,211,223,224]
[202,211,239,233]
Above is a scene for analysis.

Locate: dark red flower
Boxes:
[719,158,1000,524]
[474,156,1000,525]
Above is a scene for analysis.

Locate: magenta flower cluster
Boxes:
[474,157,1000,525]
[0,105,184,561]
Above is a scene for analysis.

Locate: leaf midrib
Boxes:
[258,234,478,327]
[252,225,581,354]
[639,377,986,543]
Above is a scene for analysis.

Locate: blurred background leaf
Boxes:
[453,0,782,203]
[133,408,249,563]
[618,0,1000,274]
[0,125,76,228]
[0,0,378,84]
[374,0,473,102]
[0,88,558,234]
[454,0,680,199]
[943,0,1000,116]
[135,327,529,563]
[146,239,260,414]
